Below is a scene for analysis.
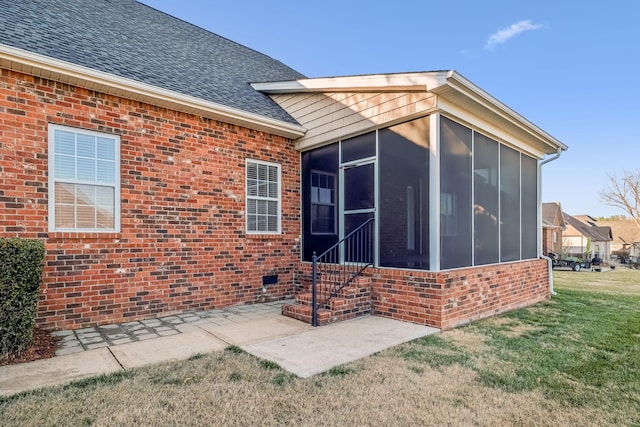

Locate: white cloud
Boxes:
[485,20,543,50]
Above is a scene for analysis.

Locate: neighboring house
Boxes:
[542,202,566,256]
[591,218,640,263]
[0,0,567,331]
[563,214,612,261]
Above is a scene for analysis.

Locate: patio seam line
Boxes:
[195,325,235,347]
[107,346,126,370]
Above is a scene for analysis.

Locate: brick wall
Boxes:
[0,69,300,330]
[295,259,549,330]
[370,259,549,330]
[542,228,552,255]
[542,228,562,255]
[436,259,549,329]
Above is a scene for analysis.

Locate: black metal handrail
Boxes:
[311,218,374,326]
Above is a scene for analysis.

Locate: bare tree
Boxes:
[601,171,640,230]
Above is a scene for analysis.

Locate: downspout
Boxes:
[538,148,563,296]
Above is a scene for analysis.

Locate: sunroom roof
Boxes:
[252,70,568,156]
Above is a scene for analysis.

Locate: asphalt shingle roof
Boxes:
[0,0,305,124]
[564,213,612,242]
[542,202,564,228]
[579,218,640,245]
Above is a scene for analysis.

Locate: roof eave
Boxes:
[253,70,568,155]
[430,71,568,155]
[251,71,450,93]
[0,44,306,139]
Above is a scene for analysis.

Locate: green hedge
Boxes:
[0,238,46,357]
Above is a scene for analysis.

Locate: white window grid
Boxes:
[310,170,336,235]
[48,124,120,232]
[246,159,281,234]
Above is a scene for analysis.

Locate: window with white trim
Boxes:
[48,124,120,232]
[310,171,336,235]
[246,159,280,233]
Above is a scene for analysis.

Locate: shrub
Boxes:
[0,238,46,357]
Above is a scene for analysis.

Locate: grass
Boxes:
[469,290,640,405]
[398,333,472,369]
[324,365,356,377]
[1,270,638,425]
[552,268,640,295]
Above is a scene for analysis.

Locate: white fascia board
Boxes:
[436,97,547,159]
[252,71,451,93]
[0,44,306,139]
[433,71,568,153]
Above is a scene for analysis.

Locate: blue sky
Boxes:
[140,0,639,218]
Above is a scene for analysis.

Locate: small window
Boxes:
[246,160,280,234]
[48,124,120,232]
[311,171,336,235]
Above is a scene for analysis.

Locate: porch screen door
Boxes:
[340,161,375,263]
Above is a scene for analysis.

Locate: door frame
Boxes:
[338,156,378,265]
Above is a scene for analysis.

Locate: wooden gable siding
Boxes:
[272,91,437,150]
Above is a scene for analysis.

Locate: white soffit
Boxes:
[0,44,306,139]
[252,72,450,93]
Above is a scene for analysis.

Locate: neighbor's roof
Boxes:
[573,215,598,227]
[0,0,305,133]
[542,202,566,228]
[564,213,613,242]
[584,218,640,245]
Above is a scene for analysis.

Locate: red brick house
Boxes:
[1,0,567,331]
[542,202,566,256]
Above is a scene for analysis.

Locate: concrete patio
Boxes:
[0,301,439,396]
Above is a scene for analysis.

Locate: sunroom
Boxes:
[253,71,567,329]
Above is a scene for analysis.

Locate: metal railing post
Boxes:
[311,251,318,327]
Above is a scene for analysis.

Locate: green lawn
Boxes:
[1,270,639,426]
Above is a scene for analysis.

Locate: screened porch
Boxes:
[300,114,538,272]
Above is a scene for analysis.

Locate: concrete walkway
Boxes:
[0,301,439,396]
